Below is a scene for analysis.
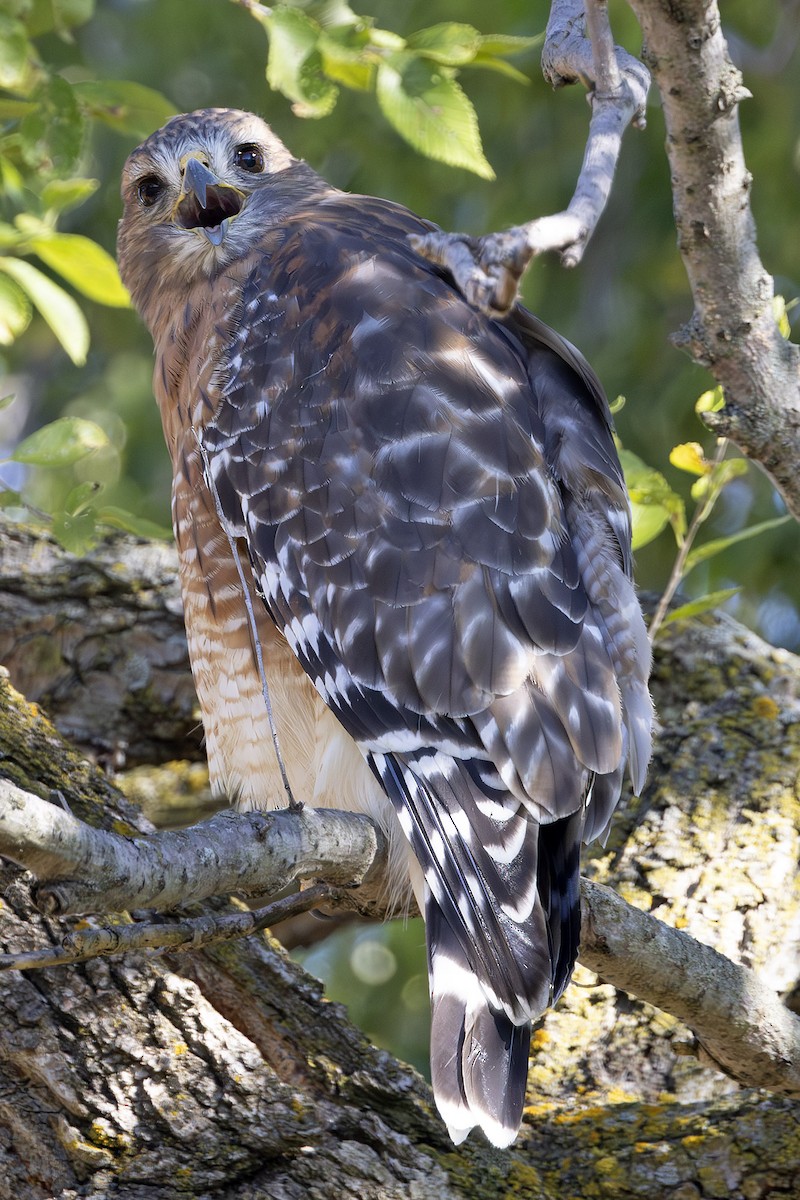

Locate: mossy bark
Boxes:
[2,522,800,1198]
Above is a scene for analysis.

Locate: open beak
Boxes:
[174,156,245,247]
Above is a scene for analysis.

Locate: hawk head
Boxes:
[117,108,324,328]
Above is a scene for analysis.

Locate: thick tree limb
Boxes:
[580,878,800,1096]
[627,0,800,521]
[409,0,650,314]
[0,515,199,767]
[0,778,386,917]
[3,852,799,1199]
[2,768,800,1099]
[3,529,800,1192]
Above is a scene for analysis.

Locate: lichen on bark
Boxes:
[2,521,800,1196]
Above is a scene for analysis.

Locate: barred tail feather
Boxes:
[427,901,531,1148]
[370,747,590,1145]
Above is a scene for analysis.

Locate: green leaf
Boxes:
[609,394,626,415]
[0,255,89,363]
[0,221,22,250]
[406,23,481,66]
[368,27,405,51]
[662,588,741,627]
[684,515,792,574]
[72,80,177,139]
[619,447,687,548]
[96,505,172,541]
[695,385,725,414]
[20,75,84,175]
[669,441,710,476]
[31,233,130,307]
[11,416,109,467]
[0,98,36,119]
[0,488,22,508]
[629,500,671,550]
[0,15,31,91]
[264,6,339,118]
[64,479,102,515]
[689,456,748,502]
[0,272,31,344]
[26,0,95,37]
[318,27,374,91]
[773,294,791,339]
[41,176,99,214]
[0,393,16,411]
[51,506,99,555]
[0,158,25,204]
[376,53,494,179]
[476,33,542,56]
[305,0,359,29]
[461,53,531,85]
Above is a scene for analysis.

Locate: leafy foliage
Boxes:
[620,384,791,638]
[0,402,171,552]
[0,0,177,545]
[243,2,539,178]
[0,0,175,361]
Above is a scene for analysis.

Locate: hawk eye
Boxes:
[137,176,164,207]
[234,143,265,174]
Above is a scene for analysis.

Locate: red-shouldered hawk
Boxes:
[117,109,652,1148]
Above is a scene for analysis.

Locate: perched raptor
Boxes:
[118,108,652,1148]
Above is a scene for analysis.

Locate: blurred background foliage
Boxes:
[0,0,798,1074]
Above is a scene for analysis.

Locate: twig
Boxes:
[409,0,650,314]
[0,883,339,972]
[584,0,621,95]
[647,439,729,643]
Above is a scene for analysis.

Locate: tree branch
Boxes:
[409,0,650,313]
[0,515,200,768]
[0,881,340,972]
[624,0,800,520]
[3,777,800,1100]
[3,529,800,1187]
[580,879,800,1097]
[0,777,386,917]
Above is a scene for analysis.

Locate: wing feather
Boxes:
[199,185,651,1146]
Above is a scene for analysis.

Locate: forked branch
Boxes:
[2,779,800,1100]
[410,0,650,314]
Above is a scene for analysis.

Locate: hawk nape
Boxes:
[118,108,652,1149]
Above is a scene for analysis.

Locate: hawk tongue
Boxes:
[203,222,227,247]
[176,157,244,242]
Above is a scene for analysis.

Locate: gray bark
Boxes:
[2,522,800,1196]
[0,516,199,768]
[627,0,800,519]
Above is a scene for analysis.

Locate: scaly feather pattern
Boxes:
[117,110,653,1147]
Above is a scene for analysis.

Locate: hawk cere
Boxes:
[118,109,652,1148]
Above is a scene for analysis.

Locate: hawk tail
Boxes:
[427,899,531,1148]
[371,749,587,1146]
